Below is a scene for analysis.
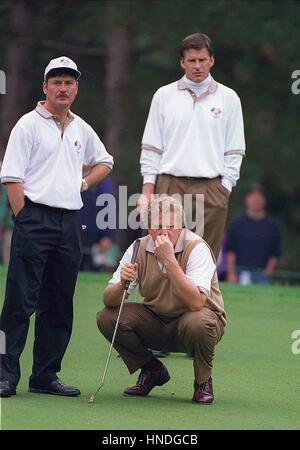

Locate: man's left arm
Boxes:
[264,256,279,277]
[222,95,246,192]
[82,164,111,190]
[154,236,212,311]
[82,126,114,189]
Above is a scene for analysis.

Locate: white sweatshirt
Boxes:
[140,75,245,191]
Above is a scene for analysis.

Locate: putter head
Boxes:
[88,394,96,403]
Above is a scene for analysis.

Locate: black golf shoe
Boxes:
[29,378,81,397]
[0,380,16,397]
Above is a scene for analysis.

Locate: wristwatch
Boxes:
[81,178,89,192]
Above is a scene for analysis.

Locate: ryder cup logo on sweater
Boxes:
[211,107,222,118]
[74,140,82,153]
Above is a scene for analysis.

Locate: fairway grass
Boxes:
[0,267,299,430]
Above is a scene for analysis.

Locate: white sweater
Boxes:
[140,75,245,191]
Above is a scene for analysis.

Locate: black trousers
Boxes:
[0,198,82,387]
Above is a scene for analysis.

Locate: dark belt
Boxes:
[25,196,75,213]
[160,173,221,182]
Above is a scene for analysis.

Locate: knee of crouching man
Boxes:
[96,308,110,333]
[184,310,213,338]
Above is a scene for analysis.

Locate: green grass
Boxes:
[0,266,299,430]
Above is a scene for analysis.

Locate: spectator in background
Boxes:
[226,184,282,284]
[80,177,119,272]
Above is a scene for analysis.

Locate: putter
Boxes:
[88,238,141,403]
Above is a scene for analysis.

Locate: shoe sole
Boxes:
[192,398,214,404]
[29,387,80,397]
[123,373,171,397]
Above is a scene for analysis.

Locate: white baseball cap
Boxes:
[44,56,81,80]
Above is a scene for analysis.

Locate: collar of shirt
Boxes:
[178,74,218,101]
[35,101,74,132]
[183,74,212,96]
[145,228,187,254]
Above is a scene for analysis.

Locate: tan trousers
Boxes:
[155,174,230,259]
[97,303,224,384]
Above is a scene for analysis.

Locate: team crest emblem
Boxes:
[74,140,82,153]
[211,107,222,118]
[60,57,70,65]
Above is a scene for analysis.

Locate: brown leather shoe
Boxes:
[192,377,214,404]
[124,364,170,396]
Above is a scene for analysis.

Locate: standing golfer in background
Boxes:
[138,32,245,260]
[97,196,226,404]
[0,56,113,398]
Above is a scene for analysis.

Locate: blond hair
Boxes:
[146,194,185,229]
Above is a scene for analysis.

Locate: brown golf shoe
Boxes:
[192,377,214,404]
[124,364,170,397]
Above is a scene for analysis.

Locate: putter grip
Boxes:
[125,239,141,291]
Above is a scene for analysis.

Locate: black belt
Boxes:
[160,174,221,182]
[25,196,74,213]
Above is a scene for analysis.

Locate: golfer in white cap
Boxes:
[0,56,114,398]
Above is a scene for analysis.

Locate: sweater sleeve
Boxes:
[140,91,164,185]
[222,95,246,190]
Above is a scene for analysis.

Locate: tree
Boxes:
[0,0,34,160]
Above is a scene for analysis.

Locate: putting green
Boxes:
[0,267,299,430]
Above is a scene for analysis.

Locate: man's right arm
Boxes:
[225,221,239,282]
[138,91,164,211]
[226,251,238,283]
[0,122,32,215]
[103,263,137,307]
[137,183,155,215]
[102,242,137,307]
[103,281,126,307]
[6,182,25,217]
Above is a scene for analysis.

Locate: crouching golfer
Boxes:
[97,196,226,404]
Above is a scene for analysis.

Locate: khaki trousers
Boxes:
[97,303,224,384]
[155,174,230,259]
